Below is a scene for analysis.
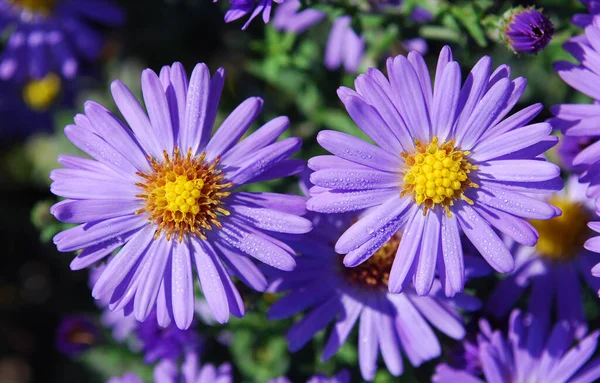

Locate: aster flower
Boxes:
[55,314,99,356]
[267,204,480,381]
[325,16,365,73]
[50,62,311,329]
[486,177,600,338]
[572,0,600,28]
[154,350,232,383]
[269,370,350,383]
[216,0,284,30]
[551,21,600,199]
[502,7,554,55]
[0,0,124,81]
[136,310,202,363]
[107,373,144,383]
[433,310,600,383]
[272,0,325,34]
[308,46,561,297]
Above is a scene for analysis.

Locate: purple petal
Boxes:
[322,294,363,361]
[440,213,464,295]
[414,210,441,295]
[472,123,552,162]
[141,69,175,153]
[358,306,379,381]
[287,296,341,352]
[431,61,461,141]
[306,188,398,214]
[171,239,195,329]
[388,209,426,293]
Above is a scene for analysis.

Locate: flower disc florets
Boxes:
[401,137,478,216]
[341,236,399,289]
[529,197,590,261]
[136,147,232,242]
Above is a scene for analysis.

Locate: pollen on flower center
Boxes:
[401,137,478,217]
[136,148,233,242]
[23,73,61,111]
[529,197,590,261]
[341,236,399,289]
[9,0,56,13]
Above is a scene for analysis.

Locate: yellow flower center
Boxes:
[136,148,232,242]
[401,137,478,216]
[9,0,55,14]
[529,197,590,261]
[341,236,399,288]
[23,73,61,111]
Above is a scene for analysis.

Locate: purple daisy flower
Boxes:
[154,350,232,383]
[136,309,202,363]
[325,16,365,73]
[55,314,100,356]
[0,0,123,81]
[551,21,600,199]
[217,0,284,30]
[107,373,144,383]
[433,310,600,383]
[50,62,311,329]
[486,176,600,338]
[269,370,350,383]
[272,0,325,34]
[267,203,479,381]
[307,46,561,297]
[503,7,554,55]
[572,0,600,28]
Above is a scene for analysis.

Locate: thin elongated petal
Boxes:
[388,209,426,293]
[171,239,195,329]
[287,296,341,352]
[191,238,229,323]
[415,210,441,295]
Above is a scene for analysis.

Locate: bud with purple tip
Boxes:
[503,7,554,54]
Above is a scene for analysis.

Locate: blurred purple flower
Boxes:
[573,0,600,28]
[325,16,364,72]
[267,204,479,381]
[50,62,310,329]
[433,310,600,383]
[402,37,428,55]
[273,0,325,33]
[410,6,433,23]
[217,0,284,30]
[136,310,202,363]
[269,370,350,383]
[551,22,600,199]
[55,314,99,356]
[486,177,600,339]
[0,0,124,81]
[154,351,232,383]
[308,46,561,297]
[106,373,144,383]
[504,7,554,54]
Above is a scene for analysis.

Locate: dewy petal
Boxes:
[440,213,464,295]
[388,209,426,293]
[335,196,412,254]
[228,204,312,234]
[472,123,552,162]
[483,103,543,140]
[213,241,267,292]
[358,305,379,381]
[171,239,195,329]
[415,210,441,296]
[456,203,515,273]
[474,205,538,247]
[111,79,163,159]
[133,236,171,321]
[309,168,400,191]
[190,238,230,324]
[306,188,398,214]
[316,130,403,172]
[180,63,210,153]
[51,199,141,223]
[431,61,461,141]
[205,97,264,161]
[141,69,174,153]
[338,92,403,154]
[477,159,560,182]
[454,56,493,134]
[472,183,557,220]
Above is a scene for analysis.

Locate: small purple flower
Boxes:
[410,6,433,24]
[272,0,325,34]
[217,0,284,30]
[55,314,99,356]
[503,7,554,54]
[486,176,600,339]
[50,62,311,329]
[325,16,364,72]
[106,373,144,383]
[402,38,428,55]
[154,350,232,383]
[269,370,350,383]
[433,310,600,383]
[572,0,600,28]
[308,46,561,297]
[0,0,124,81]
[551,22,600,199]
[136,310,202,363]
[267,205,479,381]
